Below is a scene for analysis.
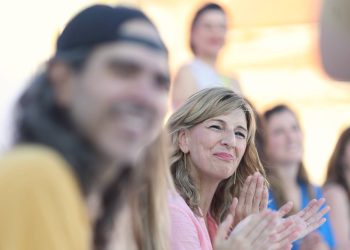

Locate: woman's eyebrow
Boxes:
[207,119,247,131]
[236,125,248,132]
[206,119,225,126]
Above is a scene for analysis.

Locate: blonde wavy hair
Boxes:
[167,87,266,223]
[132,130,172,250]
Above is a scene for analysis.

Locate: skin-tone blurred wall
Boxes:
[1,0,350,184]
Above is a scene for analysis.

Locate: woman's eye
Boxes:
[235,132,246,139]
[209,125,222,130]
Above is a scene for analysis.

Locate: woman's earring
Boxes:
[233,171,237,184]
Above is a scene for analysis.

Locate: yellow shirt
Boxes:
[0,145,91,250]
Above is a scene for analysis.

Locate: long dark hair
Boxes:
[325,127,350,200]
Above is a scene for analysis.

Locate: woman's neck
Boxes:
[196,54,217,68]
[194,175,220,217]
[273,162,300,187]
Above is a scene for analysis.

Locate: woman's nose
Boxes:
[220,133,236,148]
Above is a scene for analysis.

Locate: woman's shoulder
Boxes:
[168,190,202,222]
[171,62,198,109]
[168,191,211,250]
[174,62,196,81]
[175,58,212,80]
[168,190,191,211]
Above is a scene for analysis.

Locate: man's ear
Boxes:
[48,60,74,107]
[178,129,190,154]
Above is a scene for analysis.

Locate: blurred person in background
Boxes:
[170,2,241,110]
[0,4,171,250]
[320,0,350,81]
[167,88,328,250]
[263,104,335,250]
[324,127,350,250]
[319,1,350,244]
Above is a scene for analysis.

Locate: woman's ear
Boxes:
[48,60,74,107]
[178,129,190,154]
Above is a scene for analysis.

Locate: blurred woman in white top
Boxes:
[171,2,241,110]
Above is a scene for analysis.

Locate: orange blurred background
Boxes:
[0,0,349,184]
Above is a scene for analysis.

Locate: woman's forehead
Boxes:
[205,110,247,124]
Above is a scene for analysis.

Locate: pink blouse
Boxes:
[169,191,218,250]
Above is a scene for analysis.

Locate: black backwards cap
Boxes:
[55,4,167,58]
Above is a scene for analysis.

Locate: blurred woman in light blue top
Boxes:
[262,104,335,250]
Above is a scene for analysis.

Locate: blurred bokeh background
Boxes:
[1,0,349,184]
